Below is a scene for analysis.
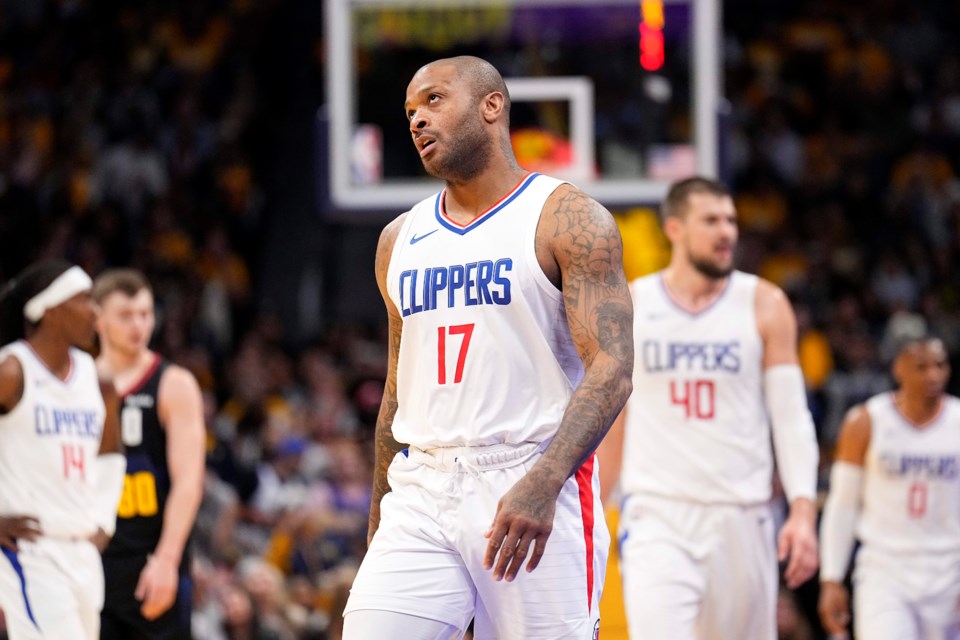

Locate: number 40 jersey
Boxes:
[620,271,772,505]
[387,173,584,450]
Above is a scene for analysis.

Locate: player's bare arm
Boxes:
[135,365,205,620]
[0,358,41,551]
[98,375,123,455]
[0,355,24,413]
[368,213,408,545]
[818,404,870,636]
[829,405,871,473]
[484,184,634,582]
[755,279,820,588]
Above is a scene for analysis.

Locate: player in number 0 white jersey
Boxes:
[599,177,820,640]
[819,335,960,639]
[0,260,124,640]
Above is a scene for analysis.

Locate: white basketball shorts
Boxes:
[345,443,609,640]
[854,546,960,640]
[0,536,103,639]
[618,492,777,640]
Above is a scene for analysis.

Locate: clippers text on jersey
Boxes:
[399,258,512,317]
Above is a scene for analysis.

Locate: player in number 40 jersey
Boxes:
[598,177,820,640]
[819,335,960,640]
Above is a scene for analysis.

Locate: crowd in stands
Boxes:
[0,2,371,638]
[725,3,960,452]
[2,0,960,638]
[727,2,960,637]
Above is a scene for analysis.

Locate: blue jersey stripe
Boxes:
[434,173,541,235]
[2,547,40,630]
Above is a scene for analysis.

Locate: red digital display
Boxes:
[639,0,665,71]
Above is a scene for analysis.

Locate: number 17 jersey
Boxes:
[620,271,771,504]
[387,173,584,450]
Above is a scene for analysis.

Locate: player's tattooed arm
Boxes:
[540,184,634,484]
[368,214,408,546]
[484,186,633,581]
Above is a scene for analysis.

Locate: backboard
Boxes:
[323,0,721,214]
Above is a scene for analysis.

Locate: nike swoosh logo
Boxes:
[410,229,439,245]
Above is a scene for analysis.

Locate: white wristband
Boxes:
[820,462,864,582]
[93,453,126,537]
[764,364,819,502]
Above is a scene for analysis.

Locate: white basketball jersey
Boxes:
[620,271,772,504]
[0,341,106,539]
[387,173,583,449]
[858,393,960,554]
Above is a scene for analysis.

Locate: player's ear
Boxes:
[480,91,505,124]
[662,215,683,243]
[93,303,104,333]
[891,354,906,386]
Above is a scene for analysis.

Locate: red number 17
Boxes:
[438,324,474,384]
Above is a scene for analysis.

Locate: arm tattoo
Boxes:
[369,216,407,538]
[369,315,403,536]
[537,188,634,485]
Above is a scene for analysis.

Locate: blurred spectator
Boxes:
[821,332,890,451]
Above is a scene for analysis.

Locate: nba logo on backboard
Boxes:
[593,619,600,639]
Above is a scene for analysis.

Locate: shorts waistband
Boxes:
[41,524,96,542]
[408,442,542,472]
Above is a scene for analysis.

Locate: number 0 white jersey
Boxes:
[858,392,960,555]
[0,341,106,539]
[387,173,583,449]
[620,271,772,504]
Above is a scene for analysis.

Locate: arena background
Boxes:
[1,0,959,638]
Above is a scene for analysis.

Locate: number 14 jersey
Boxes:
[387,173,583,450]
[0,341,106,538]
[620,271,771,504]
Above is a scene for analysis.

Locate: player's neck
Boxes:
[661,263,729,312]
[26,333,73,380]
[99,347,154,383]
[894,391,943,427]
[442,164,528,223]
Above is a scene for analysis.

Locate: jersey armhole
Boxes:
[385,207,422,310]
[525,179,567,302]
[745,273,765,344]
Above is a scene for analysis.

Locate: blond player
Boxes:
[599,177,820,639]
[343,56,634,639]
[819,335,960,640]
[94,269,205,639]
[0,260,124,639]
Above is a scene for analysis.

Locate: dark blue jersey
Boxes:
[104,355,188,572]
